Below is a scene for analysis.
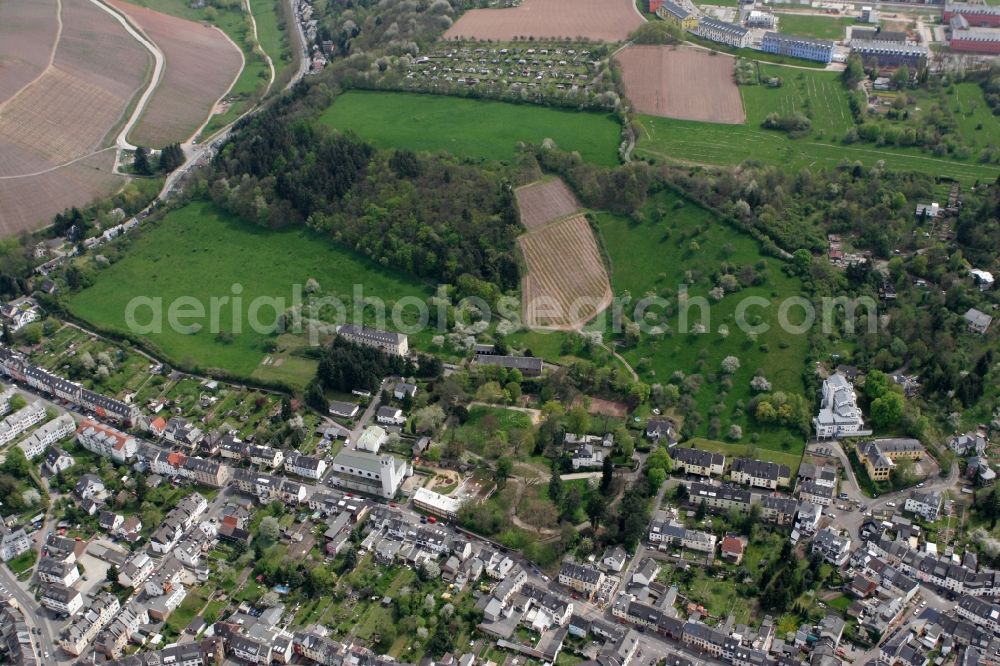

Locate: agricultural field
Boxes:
[520,214,613,330]
[0,0,60,104]
[66,200,432,382]
[775,13,855,40]
[108,0,244,148]
[0,150,124,235]
[633,65,1000,183]
[319,91,621,166]
[615,45,745,124]
[0,0,150,232]
[515,178,581,231]
[593,190,808,451]
[444,0,644,42]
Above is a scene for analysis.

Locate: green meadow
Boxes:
[634,65,1000,183]
[319,90,622,166]
[774,13,855,40]
[66,201,431,382]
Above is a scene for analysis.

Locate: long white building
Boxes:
[329,448,410,499]
[813,372,869,438]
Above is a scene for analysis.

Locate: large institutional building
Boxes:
[813,373,869,439]
[329,448,410,499]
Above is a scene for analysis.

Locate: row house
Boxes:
[521,583,574,628]
[185,456,231,487]
[0,387,15,416]
[0,401,46,445]
[730,458,791,489]
[18,413,74,459]
[162,417,203,449]
[95,601,149,658]
[671,447,725,477]
[648,520,717,553]
[688,482,752,514]
[119,551,155,588]
[100,637,224,666]
[558,561,605,599]
[77,419,138,463]
[151,493,208,554]
[232,468,307,505]
[284,453,327,480]
[0,346,140,424]
[759,496,798,526]
[59,592,120,656]
[248,444,284,469]
[957,596,1000,634]
[811,528,851,566]
[492,567,528,604]
[40,583,83,616]
[798,480,834,507]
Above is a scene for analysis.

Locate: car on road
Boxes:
[886,501,897,508]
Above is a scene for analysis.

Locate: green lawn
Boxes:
[684,437,803,475]
[742,65,854,137]
[635,67,1000,183]
[5,550,36,576]
[452,405,534,456]
[775,14,854,41]
[319,91,622,166]
[66,201,431,382]
[594,190,808,448]
[250,0,296,89]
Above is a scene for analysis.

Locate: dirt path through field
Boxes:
[0,0,64,112]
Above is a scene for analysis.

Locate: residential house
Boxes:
[950,432,987,457]
[654,0,699,29]
[119,551,154,588]
[18,413,74,459]
[328,401,359,419]
[730,458,790,489]
[602,546,628,573]
[184,456,231,487]
[687,482,752,514]
[74,473,105,501]
[94,600,148,658]
[37,556,80,586]
[0,525,31,562]
[0,297,41,332]
[720,536,746,564]
[695,17,751,47]
[44,446,75,476]
[646,419,677,444]
[375,406,405,426]
[248,445,283,468]
[77,419,137,463]
[759,496,798,526]
[0,401,46,445]
[393,382,418,400]
[964,308,992,334]
[812,528,851,566]
[356,425,387,453]
[59,592,120,656]
[905,490,942,522]
[571,444,605,470]
[40,583,83,616]
[799,480,835,507]
[284,453,327,480]
[671,448,725,477]
[762,32,834,62]
[558,561,605,599]
[631,558,660,587]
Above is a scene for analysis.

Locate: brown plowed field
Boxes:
[519,214,612,329]
[615,45,745,124]
[445,0,644,42]
[109,0,243,147]
[0,0,60,104]
[516,179,581,231]
[56,0,152,101]
[0,67,124,168]
[0,150,123,236]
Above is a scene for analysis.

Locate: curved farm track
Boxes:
[0,0,61,105]
[0,0,154,233]
[108,0,244,148]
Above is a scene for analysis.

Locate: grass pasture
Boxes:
[775,13,854,41]
[742,65,854,137]
[319,91,622,166]
[66,200,431,383]
[593,189,808,448]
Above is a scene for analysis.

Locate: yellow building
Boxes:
[655,0,700,30]
[857,438,925,481]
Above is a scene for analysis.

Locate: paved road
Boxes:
[0,564,60,662]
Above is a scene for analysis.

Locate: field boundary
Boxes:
[0,0,65,113]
